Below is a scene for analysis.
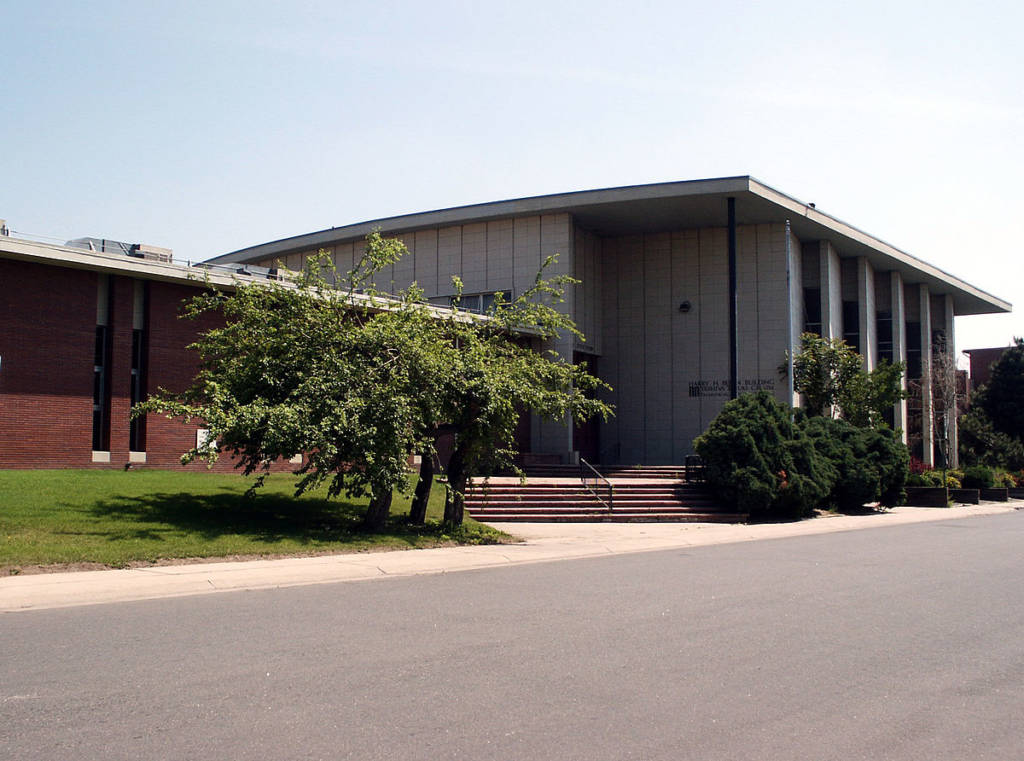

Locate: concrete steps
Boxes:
[465,469,744,523]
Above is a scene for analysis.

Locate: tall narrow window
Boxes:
[129,281,148,452]
[876,310,893,363]
[842,301,860,354]
[803,288,822,336]
[906,321,922,378]
[93,275,112,452]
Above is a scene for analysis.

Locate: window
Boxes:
[906,321,922,378]
[428,290,513,314]
[803,288,822,336]
[92,326,110,451]
[128,328,147,452]
[842,301,860,354]
[876,310,893,363]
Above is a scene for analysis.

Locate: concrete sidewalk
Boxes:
[1,503,1018,613]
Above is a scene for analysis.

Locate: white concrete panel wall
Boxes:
[643,233,673,464]
[352,240,368,288]
[670,230,701,462]
[737,226,760,383]
[759,225,790,398]
[391,233,415,294]
[436,226,462,297]
[597,223,791,463]
[572,227,601,353]
[413,230,438,295]
[459,223,487,294]
[599,236,621,463]
[332,243,354,282]
[616,235,646,464]
[486,220,514,294]
[698,228,730,432]
[513,216,542,301]
[536,215,574,458]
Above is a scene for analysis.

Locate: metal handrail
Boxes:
[684,454,705,483]
[580,457,614,512]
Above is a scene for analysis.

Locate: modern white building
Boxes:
[211,177,1011,468]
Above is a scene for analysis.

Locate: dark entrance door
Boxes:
[572,352,600,463]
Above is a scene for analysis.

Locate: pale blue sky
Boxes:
[3,0,1021,352]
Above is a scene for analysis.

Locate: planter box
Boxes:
[949,488,980,504]
[979,487,1009,502]
[904,487,949,507]
[1008,487,1024,500]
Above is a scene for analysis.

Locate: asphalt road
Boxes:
[2,511,1022,760]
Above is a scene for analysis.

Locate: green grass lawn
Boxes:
[0,469,511,574]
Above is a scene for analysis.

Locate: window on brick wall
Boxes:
[92,326,110,451]
[129,328,147,452]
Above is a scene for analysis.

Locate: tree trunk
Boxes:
[443,443,468,527]
[364,486,393,531]
[409,453,434,525]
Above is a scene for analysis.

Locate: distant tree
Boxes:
[974,338,1024,439]
[959,338,1024,470]
[135,232,611,529]
[789,333,905,428]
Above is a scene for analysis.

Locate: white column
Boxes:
[944,293,958,468]
[819,242,842,341]
[857,257,877,371]
[919,285,934,467]
[890,271,908,441]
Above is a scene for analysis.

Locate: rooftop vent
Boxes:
[65,237,173,263]
[128,243,174,263]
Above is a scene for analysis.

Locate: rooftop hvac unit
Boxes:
[129,244,174,263]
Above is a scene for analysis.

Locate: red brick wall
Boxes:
[0,259,297,472]
[142,280,242,471]
[0,259,97,467]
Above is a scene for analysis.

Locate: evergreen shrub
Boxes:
[961,465,995,489]
[695,392,910,520]
[802,417,908,511]
[693,392,833,521]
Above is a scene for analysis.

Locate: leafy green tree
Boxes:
[790,333,905,428]
[136,232,611,530]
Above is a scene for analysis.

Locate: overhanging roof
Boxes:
[210,175,1009,317]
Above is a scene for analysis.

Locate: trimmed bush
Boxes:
[802,417,908,511]
[694,392,833,521]
[995,471,1016,488]
[962,464,995,489]
[907,470,943,488]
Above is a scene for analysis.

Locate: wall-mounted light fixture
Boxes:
[678,300,692,314]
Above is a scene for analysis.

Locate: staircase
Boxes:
[465,465,745,523]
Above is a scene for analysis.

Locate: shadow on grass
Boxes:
[89,491,474,548]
